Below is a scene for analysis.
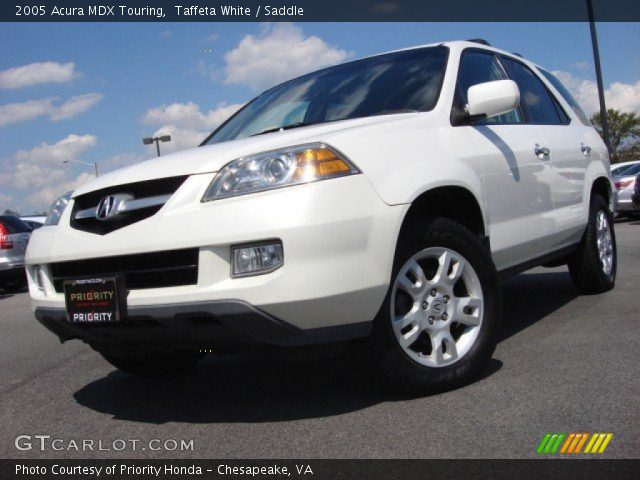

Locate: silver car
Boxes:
[0,215,31,292]
[613,162,640,217]
[611,160,640,177]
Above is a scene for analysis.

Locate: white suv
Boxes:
[26,40,616,393]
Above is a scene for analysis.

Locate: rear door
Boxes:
[452,50,555,270]
[499,58,589,249]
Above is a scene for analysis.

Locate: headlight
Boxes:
[202,143,360,201]
[44,191,73,226]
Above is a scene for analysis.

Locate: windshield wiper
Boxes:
[250,111,418,137]
[251,122,314,137]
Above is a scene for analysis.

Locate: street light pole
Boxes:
[586,0,612,154]
[142,135,172,157]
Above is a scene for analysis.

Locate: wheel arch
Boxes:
[398,185,488,249]
[591,175,614,211]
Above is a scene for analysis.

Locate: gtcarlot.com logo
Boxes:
[15,435,194,452]
[536,432,613,454]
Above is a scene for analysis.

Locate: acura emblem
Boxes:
[95,194,130,221]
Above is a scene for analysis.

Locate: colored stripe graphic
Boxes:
[598,433,613,453]
[560,433,575,453]
[574,433,589,453]
[537,433,565,454]
[538,433,613,454]
[537,434,552,453]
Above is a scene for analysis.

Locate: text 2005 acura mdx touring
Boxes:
[27,40,616,394]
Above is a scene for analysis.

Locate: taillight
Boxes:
[615,179,634,190]
[0,223,13,250]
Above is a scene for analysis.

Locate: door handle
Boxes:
[534,144,550,158]
[581,143,592,156]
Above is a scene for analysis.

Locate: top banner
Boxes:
[2,0,640,22]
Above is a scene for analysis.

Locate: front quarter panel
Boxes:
[322,115,487,231]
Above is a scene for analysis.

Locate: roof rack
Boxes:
[467,38,491,46]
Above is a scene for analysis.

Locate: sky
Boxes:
[0,21,639,214]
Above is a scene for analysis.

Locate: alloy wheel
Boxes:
[390,247,484,368]
[596,210,614,275]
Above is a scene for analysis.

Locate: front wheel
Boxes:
[369,217,502,395]
[100,351,205,377]
[568,194,616,294]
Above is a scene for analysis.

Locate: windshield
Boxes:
[205,46,449,144]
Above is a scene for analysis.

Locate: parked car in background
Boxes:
[632,173,640,211]
[611,160,640,177]
[613,162,640,217]
[20,215,47,230]
[0,216,31,292]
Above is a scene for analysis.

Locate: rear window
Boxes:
[612,163,640,176]
[623,163,640,176]
[0,216,32,233]
[500,57,569,125]
[539,68,591,126]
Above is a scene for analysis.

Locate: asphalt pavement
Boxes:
[1,218,638,459]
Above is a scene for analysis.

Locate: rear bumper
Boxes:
[615,190,636,211]
[35,300,372,350]
[0,264,25,281]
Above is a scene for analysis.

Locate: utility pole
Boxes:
[587,0,612,154]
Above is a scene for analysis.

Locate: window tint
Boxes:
[622,163,640,176]
[0,216,32,233]
[500,57,568,125]
[539,68,590,125]
[612,163,640,176]
[453,51,521,124]
[207,46,449,144]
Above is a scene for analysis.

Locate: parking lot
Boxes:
[1,218,638,459]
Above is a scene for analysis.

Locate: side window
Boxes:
[539,68,590,125]
[500,57,568,125]
[453,51,522,125]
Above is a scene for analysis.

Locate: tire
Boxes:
[100,351,205,377]
[568,194,616,294]
[368,217,502,395]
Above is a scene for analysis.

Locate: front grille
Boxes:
[50,248,198,293]
[70,176,188,235]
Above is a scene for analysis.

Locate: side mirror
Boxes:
[466,79,520,120]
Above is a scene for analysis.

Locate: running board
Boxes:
[497,244,579,281]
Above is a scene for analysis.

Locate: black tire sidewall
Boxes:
[589,196,617,284]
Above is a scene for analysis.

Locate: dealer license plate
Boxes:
[64,277,125,323]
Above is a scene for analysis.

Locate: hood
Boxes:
[73,113,421,197]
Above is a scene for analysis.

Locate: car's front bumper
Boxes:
[35,299,372,351]
[27,173,406,345]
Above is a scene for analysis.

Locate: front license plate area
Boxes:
[64,277,125,323]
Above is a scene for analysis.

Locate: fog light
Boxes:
[231,241,283,277]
